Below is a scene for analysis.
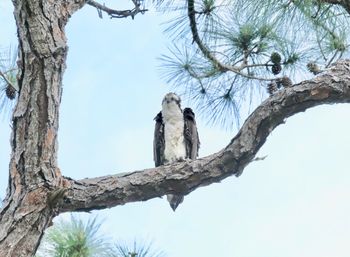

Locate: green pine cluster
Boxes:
[158,0,350,128]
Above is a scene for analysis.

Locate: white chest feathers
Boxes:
[162,103,186,164]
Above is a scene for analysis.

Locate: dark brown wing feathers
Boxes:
[183,108,200,159]
[154,108,199,167]
[153,112,165,167]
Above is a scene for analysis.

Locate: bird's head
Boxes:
[162,92,181,109]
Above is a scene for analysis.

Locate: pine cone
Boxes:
[271,63,282,75]
[307,62,321,75]
[5,85,16,100]
[267,82,278,96]
[270,52,282,64]
[277,76,293,88]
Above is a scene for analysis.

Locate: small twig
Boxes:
[321,0,350,16]
[131,0,141,9]
[317,5,332,19]
[316,34,328,61]
[283,0,294,8]
[97,6,102,18]
[311,1,322,18]
[187,0,277,82]
[252,155,267,162]
[0,70,16,91]
[295,0,339,40]
[226,75,238,95]
[242,50,249,67]
[86,0,148,19]
[325,49,340,68]
[233,44,261,68]
[338,48,345,59]
[239,62,272,71]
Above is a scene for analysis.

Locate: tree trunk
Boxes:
[0,1,350,256]
[0,1,83,256]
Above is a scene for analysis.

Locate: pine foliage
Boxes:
[35,215,167,257]
[36,215,113,257]
[113,240,165,257]
[157,0,350,128]
[0,46,18,118]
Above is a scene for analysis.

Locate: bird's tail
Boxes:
[166,194,184,211]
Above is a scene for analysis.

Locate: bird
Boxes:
[153,92,200,211]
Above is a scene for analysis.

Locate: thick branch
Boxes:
[59,59,350,213]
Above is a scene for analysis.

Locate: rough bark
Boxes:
[58,60,350,212]
[0,0,349,256]
[0,1,84,256]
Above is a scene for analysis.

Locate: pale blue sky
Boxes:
[1,1,350,257]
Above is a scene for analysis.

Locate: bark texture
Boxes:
[0,1,84,256]
[0,0,350,256]
[58,60,350,212]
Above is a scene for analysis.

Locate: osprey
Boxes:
[153,93,200,211]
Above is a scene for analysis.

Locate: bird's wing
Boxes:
[183,108,200,159]
[153,111,165,167]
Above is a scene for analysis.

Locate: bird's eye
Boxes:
[171,97,174,101]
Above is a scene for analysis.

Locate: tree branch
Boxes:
[86,0,148,19]
[187,0,276,82]
[56,0,148,21]
[59,59,350,213]
[322,0,350,14]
